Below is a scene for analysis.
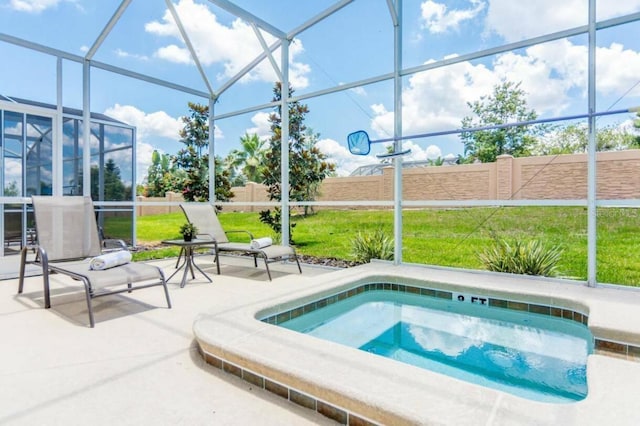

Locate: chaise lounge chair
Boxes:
[18,196,172,327]
[179,203,301,281]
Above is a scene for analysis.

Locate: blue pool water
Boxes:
[277,290,593,403]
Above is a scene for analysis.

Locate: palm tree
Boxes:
[229,133,267,183]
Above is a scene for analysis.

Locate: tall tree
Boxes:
[259,83,335,242]
[173,102,232,203]
[179,102,209,156]
[296,127,336,215]
[222,152,246,187]
[228,132,267,183]
[145,150,180,197]
[460,81,545,163]
[3,180,19,196]
[104,159,126,200]
[532,123,640,155]
[90,159,131,201]
[214,154,234,204]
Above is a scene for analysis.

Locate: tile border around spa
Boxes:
[261,282,588,326]
[260,282,640,362]
[199,347,381,426]
[595,339,640,362]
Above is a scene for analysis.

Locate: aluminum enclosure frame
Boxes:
[1,0,639,286]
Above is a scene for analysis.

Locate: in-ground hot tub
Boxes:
[269,286,593,403]
[194,263,640,425]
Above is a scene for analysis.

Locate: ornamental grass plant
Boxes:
[478,238,563,277]
[350,229,394,263]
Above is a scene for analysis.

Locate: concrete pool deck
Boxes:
[193,262,640,425]
[2,254,640,425]
[0,254,339,425]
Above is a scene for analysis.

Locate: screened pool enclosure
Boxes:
[0,0,639,287]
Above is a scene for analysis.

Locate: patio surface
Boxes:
[4,254,640,425]
[0,254,339,425]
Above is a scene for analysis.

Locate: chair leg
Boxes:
[42,269,52,309]
[18,246,29,294]
[154,268,172,308]
[294,254,302,274]
[18,246,52,309]
[214,250,221,275]
[162,283,172,309]
[263,256,272,281]
[82,279,95,328]
[40,250,51,309]
[175,247,184,268]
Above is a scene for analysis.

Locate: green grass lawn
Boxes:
[133,206,640,287]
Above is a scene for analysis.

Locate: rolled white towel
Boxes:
[89,250,132,270]
[250,237,272,250]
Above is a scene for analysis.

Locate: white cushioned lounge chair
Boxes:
[18,196,171,327]
[179,203,301,281]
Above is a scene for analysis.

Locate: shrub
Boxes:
[351,229,394,263]
[478,239,563,277]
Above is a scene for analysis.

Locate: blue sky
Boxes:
[1,0,640,184]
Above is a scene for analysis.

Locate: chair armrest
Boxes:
[98,225,128,252]
[196,233,215,242]
[102,238,128,253]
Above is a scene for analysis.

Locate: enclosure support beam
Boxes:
[206,0,286,39]
[82,60,92,253]
[587,0,597,287]
[82,61,91,197]
[216,39,282,98]
[281,41,291,247]
[287,0,354,39]
[166,0,215,97]
[86,0,131,60]
[54,57,63,196]
[392,0,403,265]
[252,23,282,82]
[209,98,216,203]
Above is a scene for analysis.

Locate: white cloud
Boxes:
[598,0,640,20]
[145,0,311,89]
[136,141,157,184]
[104,104,183,141]
[114,48,149,62]
[3,158,22,185]
[421,0,486,34]
[596,43,640,98]
[154,44,192,64]
[245,112,272,140]
[370,39,640,142]
[338,82,367,97]
[9,0,64,13]
[369,103,394,138]
[349,86,367,96]
[371,59,496,139]
[425,144,443,160]
[485,0,640,42]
